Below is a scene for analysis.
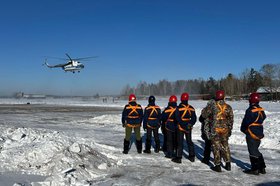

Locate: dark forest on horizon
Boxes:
[121,64,280,101]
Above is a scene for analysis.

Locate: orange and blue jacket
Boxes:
[122,101,143,127]
[175,101,197,133]
[143,103,161,130]
[241,103,266,140]
[161,102,177,132]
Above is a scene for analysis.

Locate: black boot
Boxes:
[165,152,172,159]
[244,168,259,175]
[154,140,160,153]
[161,145,167,152]
[225,162,231,171]
[188,156,195,162]
[201,158,210,165]
[136,139,142,154]
[161,136,167,152]
[244,156,259,175]
[259,155,266,174]
[143,139,151,154]
[172,157,182,164]
[123,139,130,154]
[211,165,222,172]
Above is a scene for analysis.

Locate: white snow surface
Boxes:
[0,97,279,186]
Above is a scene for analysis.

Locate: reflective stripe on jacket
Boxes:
[122,101,143,127]
[241,104,266,140]
[176,102,197,133]
[143,104,161,129]
[161,103,177,132]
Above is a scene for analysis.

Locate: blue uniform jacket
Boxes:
[175,101,197,132]
[143,103,161,129]
[161,102,177,132]
[122,101,143,127]
[240,103,266,140]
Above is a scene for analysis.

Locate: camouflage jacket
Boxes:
[201,99,234,140]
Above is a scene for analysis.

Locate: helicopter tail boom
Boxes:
[44,59,55,68]
[44,59,65,68]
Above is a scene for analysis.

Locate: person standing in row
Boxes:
[143,96,162,153]
[203,90,233,172]
[241,93,266,175]
[121,94,143,154]
[161,95,178,158]
[172,93,197,163]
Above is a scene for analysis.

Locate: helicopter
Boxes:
[44,53,97,73]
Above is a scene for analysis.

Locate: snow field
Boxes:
[0,98,279,185]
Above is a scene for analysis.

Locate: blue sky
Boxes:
[1,0,280,96]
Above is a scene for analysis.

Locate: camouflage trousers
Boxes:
[211,135,231,166]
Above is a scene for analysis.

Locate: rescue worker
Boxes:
[121,94,143,154]
[172,93,197,163]
[206,90,234,172]
[161,95,178,158]
[241,93,266,175]
[199,99,215,165]
[143,95,161,153]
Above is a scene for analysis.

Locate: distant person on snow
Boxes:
[121,94,143,154]
[161,95,178,158]
[143,96,161,153]
[241,93,267,175]
[172,93,197,163]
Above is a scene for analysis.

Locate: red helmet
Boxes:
[129,94,136,102]
[216,90,225,100]
[181,93,189,101]
[249,93,260,103]
[169,95,177,103]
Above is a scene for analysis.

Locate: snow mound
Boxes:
[83,114,122,125]
[0,127,115,185]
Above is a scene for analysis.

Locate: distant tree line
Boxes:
[121,63,280,100]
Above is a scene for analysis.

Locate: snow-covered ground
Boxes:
[0,97,279,186]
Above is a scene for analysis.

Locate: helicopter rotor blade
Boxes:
[65,53,73,62]
[44,56,68,61]
[74,56,99,61]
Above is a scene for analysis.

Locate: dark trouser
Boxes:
[212,134,231,166]
[246,136,266,170]
[203,139,212,162]
[166,130,177,156]
[145,127,160,150]
[161,125,167,151]
[176,130,195,158]
[246,136,262,157]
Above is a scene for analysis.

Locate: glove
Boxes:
[144,125,148,131]
[201,133,207,141]
[187,124,192,130]
[199,115,205,123]
[122,123,126,128]
[228,130,232,137]
[143,123,147,131]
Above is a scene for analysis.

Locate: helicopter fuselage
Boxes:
[63,61,84,73]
